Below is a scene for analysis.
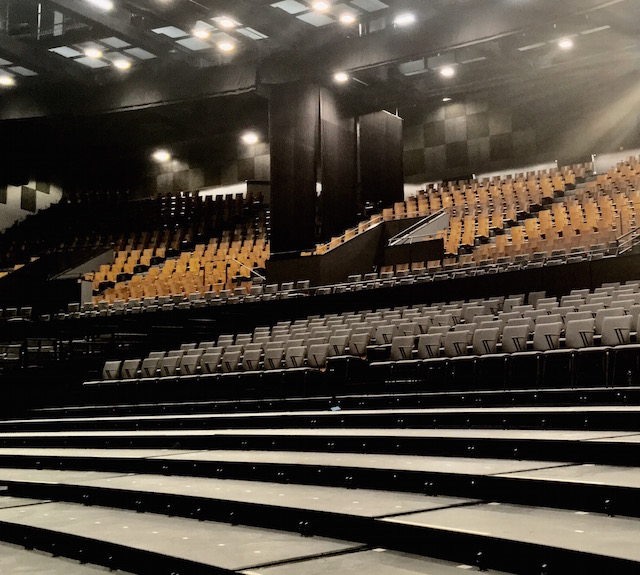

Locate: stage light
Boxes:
[152,149,171,162]
[440,66,455,78]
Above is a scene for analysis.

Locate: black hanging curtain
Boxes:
[359,111,404,207]
[269,83,320,255]
[319,88,358,241]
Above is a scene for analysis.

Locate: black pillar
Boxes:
[319,88,358,241]
[269,83,320,255]
[359,110,404,208]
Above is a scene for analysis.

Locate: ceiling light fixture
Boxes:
[113,59,131,70]
[193,29,210,39]
[85,48,103,59]
[242,132,259,145]
[440,66,455,78]
[218,17,236,29]
[0,75,15,87]
[152,149,171,163]
[87,0,114,11]
[340,13,356,24]
[313,1,330,12]
[394,13,416,27]
[559,38,574,50]
[442,97,452,102]
[218,41,235,52]
[334,71,349,84]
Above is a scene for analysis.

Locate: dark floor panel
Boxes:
[246,548,512,575]
[0,541,133,574]
[497,463,640,488]
[0,470,473,517]
[0,500,362,571]
[385,503,640,562]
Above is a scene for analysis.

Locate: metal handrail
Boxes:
[387,209,447,247]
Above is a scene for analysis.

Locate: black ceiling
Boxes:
[0,0,639,167]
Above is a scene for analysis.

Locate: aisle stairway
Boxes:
[0,399,639,573]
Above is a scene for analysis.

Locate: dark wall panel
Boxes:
[269,83,320,254]
[320,88,357,241]
[360,111,404,207]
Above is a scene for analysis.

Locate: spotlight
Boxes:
[218,17,236,29]
[85,48,103,59]
[0,75,15,87]
[340,13,356,24]
[394,13,416,26]
[113,59,131,70]
[440,66,455,78]
[218,41,235,52]
[559,38,573,50]
[193,29,210,39]
[86,0,113,11]
[313,1,330,12]
[334,71,349,84]
[442,97,452,102]
[242,132,259,145]
[152,150,171,163]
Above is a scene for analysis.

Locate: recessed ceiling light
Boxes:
[193,29,210,39]
[0,75,15,87]
[242,132,259,145]
[218,17,236,29]
[339,12,356,24]
[442,97,452,102]
[334,71,349,83]
[113,59,131,70]
[85,48,103,59]
[440,66,455,78]
[86,0,114,11]
[394,13,416,27]
[559,38,574,50]
[218,41,235,52]
[152,149,171,163]
[313,1,330,12]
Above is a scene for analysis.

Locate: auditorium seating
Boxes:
[79,278,640,403]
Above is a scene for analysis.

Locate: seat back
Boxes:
[564,318,595,349]
[416,333,442,359]
[160,355,180,377]
[374,324,398,344]
[102,360,122,380]
[179,354,201,376]
[532,322,562,351]
[242,349,262,371]
[349,332,370,356]
[221,349,242,373]
[180,342,197,351]
[307,344,330,368]
[427,325,451,337]
[285,346,306,368]
[200,351,222,374]
[601,314,633,346]
[443,331,469,357]
[328,334,349,356]
[140,358,160,378]
[415,316,435,334]
[501,325,528,353]
[390,335,415,361]
[472,327,500,355]
[263,347,284,370]
[595,307,625,335]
